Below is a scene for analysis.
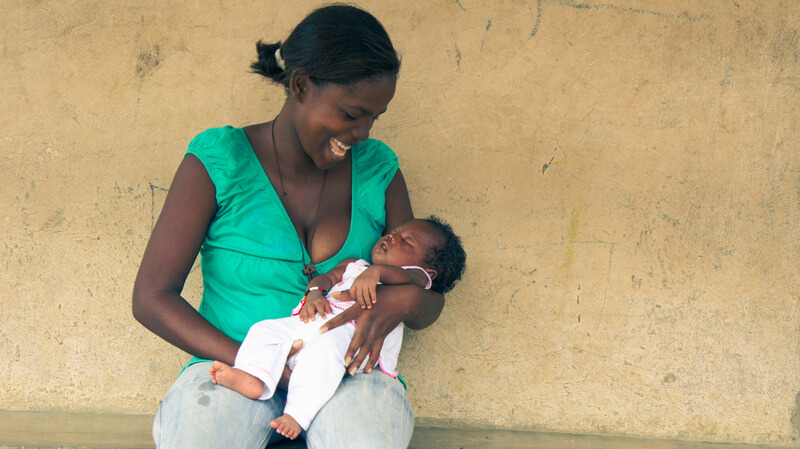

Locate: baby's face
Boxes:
[371,220,441,268]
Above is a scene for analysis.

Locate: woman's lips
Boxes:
[330,137,351,158]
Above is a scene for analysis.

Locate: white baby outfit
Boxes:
[232,259,431,430]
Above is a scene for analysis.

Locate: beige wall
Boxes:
[2,0,799,445]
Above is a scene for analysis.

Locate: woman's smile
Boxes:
[295,75,395,169]
[329,137,351,159]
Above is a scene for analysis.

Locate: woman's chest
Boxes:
[281,168,354,264]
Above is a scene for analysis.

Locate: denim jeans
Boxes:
[153,361,414,448]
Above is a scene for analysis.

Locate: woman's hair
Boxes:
[421,216,467,294]
[251,4,401,89]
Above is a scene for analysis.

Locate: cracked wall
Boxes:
[1,0,799,445]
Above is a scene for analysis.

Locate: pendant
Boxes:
[303,263,318,281]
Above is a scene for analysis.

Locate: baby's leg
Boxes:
[270,413,302,440]
[234,317,320,400]
[209,361,264,400]
[282,324,355,430]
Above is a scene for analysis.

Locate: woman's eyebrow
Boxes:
[347,105,387,116]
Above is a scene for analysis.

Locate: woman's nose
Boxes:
[351,119,373,142]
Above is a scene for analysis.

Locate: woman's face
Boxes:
[293,74,396,169]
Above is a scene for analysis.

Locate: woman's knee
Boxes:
[154,362,286,448]
[305,371,413,449]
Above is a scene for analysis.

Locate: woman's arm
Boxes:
[318,169,445,373]
[322,285,443,374]
[383,168,445,329]
[131,155,241,365]
[383,168,413,231]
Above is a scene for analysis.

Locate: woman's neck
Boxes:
[272,108,320,177]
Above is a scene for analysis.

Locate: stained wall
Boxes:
[1,0,798,445]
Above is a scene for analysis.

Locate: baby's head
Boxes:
[371,216,466,293]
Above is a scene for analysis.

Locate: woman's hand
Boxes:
[319,283,441,374]
[320,291,400,375]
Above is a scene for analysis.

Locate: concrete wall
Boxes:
[1,0,798,445]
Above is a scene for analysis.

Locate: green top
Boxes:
[184,126,399,367]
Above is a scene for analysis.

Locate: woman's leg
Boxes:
[153,361,288,449]
[304,371,414,449]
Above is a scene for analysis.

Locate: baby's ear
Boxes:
[426,268,438,281]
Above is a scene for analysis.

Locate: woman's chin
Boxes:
[327,148,349,165]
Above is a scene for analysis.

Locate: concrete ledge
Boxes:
[0,411,791,449]
[0,410,153,449]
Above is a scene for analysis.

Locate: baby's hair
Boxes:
[251,4,401,89]
[421,216,466,294]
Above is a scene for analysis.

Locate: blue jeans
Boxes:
[153,362,414,448]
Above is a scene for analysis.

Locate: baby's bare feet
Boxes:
[270,414,302,440]
[209,361,264,399]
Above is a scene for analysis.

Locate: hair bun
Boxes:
[251,5,399,89]
[251,41,286,83]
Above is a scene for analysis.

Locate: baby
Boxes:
[209,216,466,439]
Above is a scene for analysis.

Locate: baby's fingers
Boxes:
[350,286,368,309]
[315,303,327,320]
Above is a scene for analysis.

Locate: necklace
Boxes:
[269,116,328,281]
[270,119,287,196]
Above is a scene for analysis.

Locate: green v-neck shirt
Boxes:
[183,126,398,367]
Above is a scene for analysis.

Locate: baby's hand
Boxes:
[299,292,332,323]
[350,266,380,309]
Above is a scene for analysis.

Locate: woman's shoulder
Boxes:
[352,139,398,175]
[351,138,400,198]
[184,126,257,188]
[188,126,246,151]
[185,126,253,166]
[354,138,397,162]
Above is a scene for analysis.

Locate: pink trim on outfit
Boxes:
[400,265,432,290]
[376,356,399,378]
[245,365,277,386]
[285,401,314,424]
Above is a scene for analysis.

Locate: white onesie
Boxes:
[232,259,431,430]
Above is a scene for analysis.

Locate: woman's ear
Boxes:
[289,71,311,103]
[426,268,438,281]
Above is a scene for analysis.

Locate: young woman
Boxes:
[132,5,444,448]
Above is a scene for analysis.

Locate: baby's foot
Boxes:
[209,361,264,399]
[270,414,302,440]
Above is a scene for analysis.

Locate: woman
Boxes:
[132,4,443,449]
